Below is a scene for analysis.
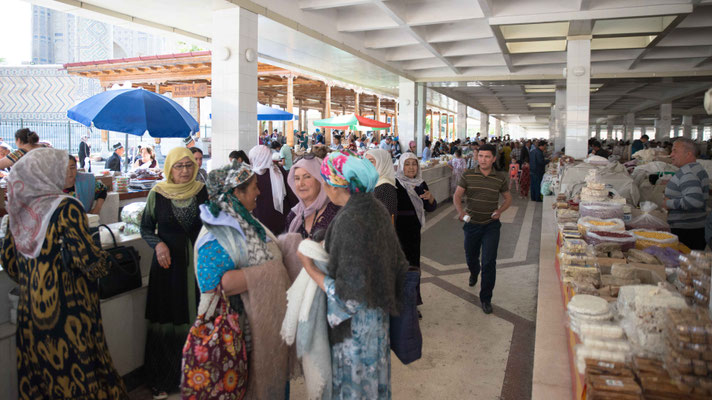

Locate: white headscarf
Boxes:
[396,152,426,227]
[249,145,287,214]
[7,148,73,258]
[366,148,396,188]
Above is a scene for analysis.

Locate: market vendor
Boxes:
[631,134,649,155]
[104,142,124,172]
[591,140,610,158]
[664,138,709,250]
[65,155,108,214]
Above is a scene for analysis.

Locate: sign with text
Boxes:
[172,83,208,98]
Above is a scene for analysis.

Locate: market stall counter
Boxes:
[421,162,452,204]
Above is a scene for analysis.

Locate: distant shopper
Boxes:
[591,140,610,158]
[79,135,91,170]
[366,148,398,220]
[421,140,432,161]
[229,150,250,164]
[0,128,42,170]
[664,138,710,250]
[133,146,158,170]
[249,145,299,235]
[104,142,124,172]
[189,147,207,183]
[529,140,548,202]
[453,144,512,315]
[632,134,649,155]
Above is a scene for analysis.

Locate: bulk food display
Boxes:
[548,158,712,399]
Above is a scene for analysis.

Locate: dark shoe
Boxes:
[152,388,168,400]
[481,301,493,314]
[468,274,478,287]
[418,309,423,320]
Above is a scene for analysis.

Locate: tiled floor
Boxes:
[131,195,544,400]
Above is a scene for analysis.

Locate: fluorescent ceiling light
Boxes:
[507,40,567,54]
[528,103,552,108]
[591,35,657,50]
[593,16,675,36]
[525,88,556,93]
[500,22,569,40]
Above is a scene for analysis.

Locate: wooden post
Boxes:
[354,92,360,117]
[286,74,295,147]
[325,84,332,146]
[195,97,202,138]
[268,97,274,136]
[394,102,399,137]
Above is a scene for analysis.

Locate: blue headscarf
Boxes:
[320,151,378,194]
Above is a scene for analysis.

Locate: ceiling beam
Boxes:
[370,0,461,75]
[628,14,688,70]
[488,4,693,25]
[629,82,711,113]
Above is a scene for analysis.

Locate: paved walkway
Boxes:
[131,195,542,400]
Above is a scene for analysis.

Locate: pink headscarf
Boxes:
[286,157,329,233]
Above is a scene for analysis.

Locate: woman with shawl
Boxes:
[140,147,208,399]
[395,153,437,309]
[193,161,291,399]
[248,145,298,235]
[2,148,127,399]
[285,156,341,239]
[365,148,398,220]
[297,152,408,399]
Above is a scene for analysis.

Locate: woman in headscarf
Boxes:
[64,155,108,214]
[193,161,291,399]
[248,145,298,235]
[140,147,208,399]
[395,152,437,309]
[285,156,341,239]
[2,148,127,400]
[365,148,397,220]
[297,152,408,399]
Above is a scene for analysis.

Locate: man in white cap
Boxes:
[105,142,124,172]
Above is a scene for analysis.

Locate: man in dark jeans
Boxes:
[529,140,548,202]
[453,144,512,314]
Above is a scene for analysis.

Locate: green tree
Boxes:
[176,41,204,53]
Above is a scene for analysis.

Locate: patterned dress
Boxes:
[324,276,391,399]
[2,199,128,400]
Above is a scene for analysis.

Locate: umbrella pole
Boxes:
[124,133,129,173]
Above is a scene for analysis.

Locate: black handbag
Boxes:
[94,224,142,299]
[390,270,423,365]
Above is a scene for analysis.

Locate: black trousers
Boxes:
[671,227,707,251]
[463,220,501,303]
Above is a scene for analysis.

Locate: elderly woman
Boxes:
[132,145,157,169]
[2,148,127,399]
[285,156,341,239]
[396,153,437,309]
[365,148,397,220]
[140,147,208,399]
[248,145,298,235]
[64,155,108,214]
[298,152,408,399]
[193,161,291,398]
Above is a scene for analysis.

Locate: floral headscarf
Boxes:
[320,151,378,194]
[205,161,266,242]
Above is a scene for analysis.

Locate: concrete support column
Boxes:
[606,124,613,141]
[655,103,672,140]
[457,103,467,140]
[554,88,566,152]
[398,77,426,154]
[494,118,501,138]
[480,112,489,138]
[564,38,591,159]
[595,124,601,140]
[698,124,706,142]
[682,115,693,139]
[624,113,635,141]
[211,5,258,166]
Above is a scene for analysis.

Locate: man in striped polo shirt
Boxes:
[453,144,512,314]
[664,138,710,250]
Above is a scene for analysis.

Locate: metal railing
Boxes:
[0,119,211,155]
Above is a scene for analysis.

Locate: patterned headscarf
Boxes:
[320,151,378,194]
[6,148,72,258]
[205,161,267,242]
[396,152,426,227]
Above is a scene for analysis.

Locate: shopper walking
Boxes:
[79,134,91,170]
[453,144,512,314]
[366,148,398,220]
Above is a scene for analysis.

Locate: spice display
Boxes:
[580,201,624,220]
[631,229,679,250]
[586,230,636,252]
[578,217,626,235]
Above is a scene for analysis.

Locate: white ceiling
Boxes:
[25,0,712,129]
